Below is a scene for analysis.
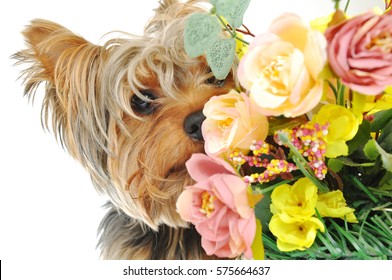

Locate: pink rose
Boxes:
[238,14,327,118]
[176,154,256,258]
[202,90,269,157]
[326,11,392,95]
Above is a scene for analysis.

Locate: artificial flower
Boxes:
[364,87,392,115]
[176,153,256,258]
[237,13,327,118]
[269,215,325,252]
[312,104,359,158]
[325,11,392,95]
[386,0,392,11]
[310,13,334,33]
[202,90,269,157]
[317,190,358,223]
[270,177,318,223]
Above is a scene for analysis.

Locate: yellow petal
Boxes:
[325,140,349,158]
[310,13,334,33]
[250,82,288,109]
[269,215,324,252]
[317,190,358,223]
[251,218,265,260]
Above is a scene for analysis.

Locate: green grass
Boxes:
[263,177,392,260]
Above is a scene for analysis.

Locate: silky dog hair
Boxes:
[14,0,236,259]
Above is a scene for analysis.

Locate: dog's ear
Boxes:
[20,20,91,82]
[145,0,201,35]
[14,19,109,187]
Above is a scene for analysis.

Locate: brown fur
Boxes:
[13,0,236,259]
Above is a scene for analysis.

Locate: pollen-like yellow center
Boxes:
[219,118,233,130]
[367,32,392,53]
[261,55,288,95]
[200,191,216,217]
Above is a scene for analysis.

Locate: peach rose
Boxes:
[325,11,392,95]
[176,154,256,258]
[202,90,269,157]
[238,13,327,118]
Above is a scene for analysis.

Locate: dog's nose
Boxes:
[184,111,206,141]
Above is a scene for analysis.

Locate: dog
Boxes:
[13,0,236,259]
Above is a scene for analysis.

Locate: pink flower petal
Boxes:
[176,189,198,223]
[185,153,235,182]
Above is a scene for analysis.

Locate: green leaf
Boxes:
[254,191,272,232]
[184,13,221,58]
[328,157,374,171]
[215,0,251,28]
[206,37,235,79]
[364,139,392,172]
[379,172,392,191]
[327,158,345,173]
[380,133,392,154]
[378,119,392,151]
[347,120,371,154]
[364,139,380,161]
[370,108,392,132]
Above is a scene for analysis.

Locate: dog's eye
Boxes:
[131,90,157,115]
[205,76,225,87]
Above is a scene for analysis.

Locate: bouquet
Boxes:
[176,0,392,259]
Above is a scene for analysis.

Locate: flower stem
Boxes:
[257,178,298,194]
[277,131,329,193]
[344,0,351,12]
[333,0,341,10]
[215,14,250,45]
[337,79,346,106]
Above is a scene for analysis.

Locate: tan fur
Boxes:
[14,0,236,259]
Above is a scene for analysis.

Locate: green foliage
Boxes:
[183,0,251,79]
[215,0,251,28]
[347,120,372,154]
[263,107,392,259]
[206,38,236,80]
[364,140,392,172]
[184,13,221,58]
[370,108,392,132]
[264,204,392,259]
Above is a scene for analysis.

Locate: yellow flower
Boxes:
[317,190,358,223]
[269,215,325,252]
[235,33,248,60]
[312,104,359,158]
[270,178,318,223]
[364,87,392,115]
[310,13,334,33]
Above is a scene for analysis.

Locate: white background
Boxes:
[0,0,385,279]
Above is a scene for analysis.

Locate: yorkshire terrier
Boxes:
[14,0,236,259]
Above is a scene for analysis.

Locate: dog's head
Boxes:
[15,0,236,230]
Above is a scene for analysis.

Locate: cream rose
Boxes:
[238,13,327,118]
[202,90,269,157]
